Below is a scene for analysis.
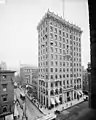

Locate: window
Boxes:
[55,28,57,33]
[59,30,61,35]
[59,75,62,78]
[63,50,65,54]
[2,94,7,102]
[55,61,58,66]
[63,38,65,42]
[63,74,65,78]
[51,82,53,87]
[50,26,53,32]
[59,36,61,41]
[55,68,58,72]
[2,75,7,80]
[46,68,48,72]
[63,32,65,36]
[67,74,69,77]
[55,55,58,60]
[45,28,47,32]
[51,54,53,59]
[50,33,53,39]
[51,47,53,52]
[51,68,53,72]
[60,49,62,54]
[2,84,7,91]
[60,68,62,72]
[55,75,58,79]
[59,42,62,48]
[60,55,62,60]
[70,35,72,39]
[55,48,58,53]
[51,75,53,79]
[55,35,57,40]
[51,61,53,66]
[50,42,53,45]
[63,80,65,85]
[3,106,7,113]
[66,33,68,38]
[63,44,65,48]
[55,41,57,46]
[74,36,75,40]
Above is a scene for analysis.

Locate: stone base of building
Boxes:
[39,97,84,115]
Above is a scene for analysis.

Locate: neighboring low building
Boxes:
[20,64,38,86]
[0,70,15,119]
[20,64,38,99]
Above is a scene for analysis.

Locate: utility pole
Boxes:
[62,0,64,19]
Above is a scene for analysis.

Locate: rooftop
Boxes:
[0,70,16,73]
[37,9,83,33]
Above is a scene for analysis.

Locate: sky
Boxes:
[0,0,89,70]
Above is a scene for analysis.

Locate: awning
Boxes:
[55,97,60,103]
[50,98,55,105]
[79,90,84,95]
[78,91,82,95]
[77,91,81,96]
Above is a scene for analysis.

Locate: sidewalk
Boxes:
[38,97,84,115]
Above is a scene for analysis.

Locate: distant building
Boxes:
[32,69,39,93]
[0,62,7,70]
[20,64,38,86]
[0,70,15,118]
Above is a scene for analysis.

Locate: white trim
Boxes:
[50,98,55,105]
[77,91,81,96]
[55,97,60,103]
[79,90,84,95]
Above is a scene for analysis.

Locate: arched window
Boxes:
[3,106,7,113]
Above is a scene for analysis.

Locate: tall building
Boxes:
[0,70,15,119]
[37,10,83,109]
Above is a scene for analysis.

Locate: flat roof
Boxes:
[0,70,16,73]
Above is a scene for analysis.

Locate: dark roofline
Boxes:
[0,70,16,73]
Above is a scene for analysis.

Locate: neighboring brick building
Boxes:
[0,70,15,119]
[82,67,89,93]
[37,10,83,108]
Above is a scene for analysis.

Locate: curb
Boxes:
[61,100,84,112]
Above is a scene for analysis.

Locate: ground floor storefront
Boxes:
[38,89,84,110]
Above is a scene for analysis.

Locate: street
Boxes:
[57,101,88,120]
[15,88,43,120]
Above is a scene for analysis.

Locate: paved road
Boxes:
[26,97,43,120]
[57,101,89,120]
[15,88,43,120]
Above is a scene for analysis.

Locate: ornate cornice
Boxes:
[37,10,83,34]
